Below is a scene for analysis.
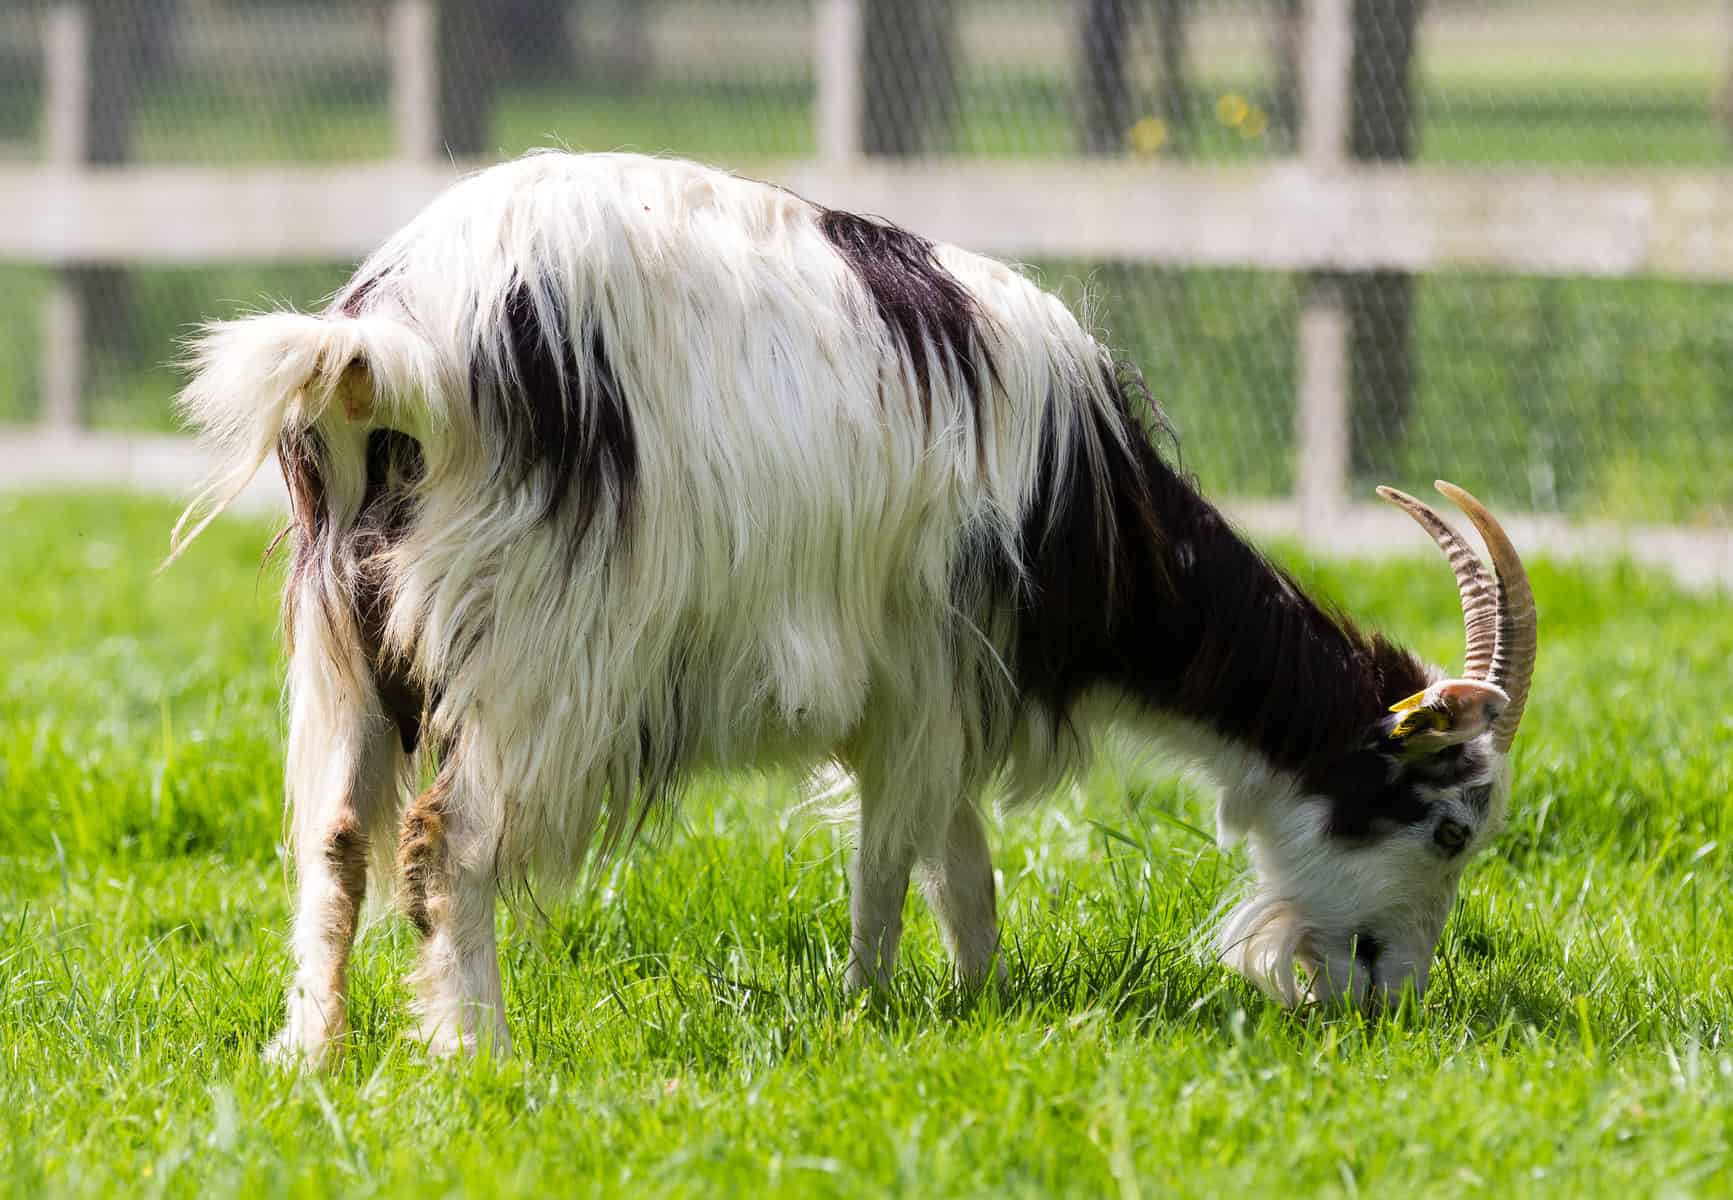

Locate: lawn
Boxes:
[1,491,1730,1197]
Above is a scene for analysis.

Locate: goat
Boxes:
[170,152,1536,1065]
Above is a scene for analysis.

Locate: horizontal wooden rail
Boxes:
[7,161,1733,280]
[786,162,1733,280]
[0,165,460,263]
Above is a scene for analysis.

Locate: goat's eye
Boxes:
[1433,819,1471,855]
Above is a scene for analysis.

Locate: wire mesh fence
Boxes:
[2,0,1731,525]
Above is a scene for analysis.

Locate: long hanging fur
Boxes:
[173,152,1129,882]
[176,153,1513,1051]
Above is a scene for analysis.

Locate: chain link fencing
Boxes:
[2,0,1729,525]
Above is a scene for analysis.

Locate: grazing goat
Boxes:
[171,152,1536,1065]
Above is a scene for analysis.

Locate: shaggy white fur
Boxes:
[172,152,1525,1064]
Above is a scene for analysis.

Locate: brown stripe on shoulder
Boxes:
[817,207,996,431]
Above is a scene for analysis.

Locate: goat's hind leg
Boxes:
[920,800,1002,988]
[399,767,510,1058]
[267,647,401,1069]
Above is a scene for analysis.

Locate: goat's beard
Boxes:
[1213,890,1318,1009]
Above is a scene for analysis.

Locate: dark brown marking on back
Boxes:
[473,281,638,541]
[817,207,996,444]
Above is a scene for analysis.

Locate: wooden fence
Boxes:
[4,0,1732,583]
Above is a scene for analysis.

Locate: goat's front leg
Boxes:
[399,774,510,1057]
[267,649,401,1070]
[919,800,1002,988]
[843,756,938,992]
[845,828,916,992]
[840,716,975,993]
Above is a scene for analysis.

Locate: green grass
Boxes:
[120,75,1733,169]
[3,491,1731,1196]
[7,52,1723,167]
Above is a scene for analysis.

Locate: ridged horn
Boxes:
[1375,485,1500,680]
[1434,481,1536,754]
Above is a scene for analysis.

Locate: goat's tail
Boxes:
[167,311,440,565]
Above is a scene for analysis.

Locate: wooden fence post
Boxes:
[816,0,863,165]
[1297,277,1349,535]
[1078,0,1131,155]
[41,1,90,432]
[1295,0,1352,536]
[860,0,958,157]
[1345,0,1422,479]
[391,0,439,161]
[391,0,498,162]
[40,0,152,432]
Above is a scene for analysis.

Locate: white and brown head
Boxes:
[1217,482,1537,1009]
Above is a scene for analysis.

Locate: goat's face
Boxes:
[1219,680,1512,1008]
[1218,482,1536,1011]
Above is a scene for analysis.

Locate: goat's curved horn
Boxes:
[1375,485,1499,679]
[1433,481,1536,754]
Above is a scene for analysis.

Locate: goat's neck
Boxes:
[1017,424,1426,793]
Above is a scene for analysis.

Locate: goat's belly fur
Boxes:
[180,151,1157,886]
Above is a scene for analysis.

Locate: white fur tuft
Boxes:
[168,311,441,564]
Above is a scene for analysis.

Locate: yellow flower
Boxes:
[1216,92,1250,127]
[1128,116,1169,155]
[1240,106,1269,139]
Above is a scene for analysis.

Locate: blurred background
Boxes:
[1,0,1729,573]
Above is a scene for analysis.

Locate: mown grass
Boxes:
[2,491,1731,1196]
[72,65,1733,169]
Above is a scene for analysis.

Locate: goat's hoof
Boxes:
[411,1017,513,1061]
[842,962,890,997]
[263,1025,341,1072]
[953,957,1007,996]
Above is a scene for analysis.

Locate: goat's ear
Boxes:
[1380,679,1508,754]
